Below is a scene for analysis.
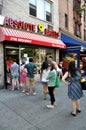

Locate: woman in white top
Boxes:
[40,61,50,99]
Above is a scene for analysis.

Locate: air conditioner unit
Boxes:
[76,31,80,36]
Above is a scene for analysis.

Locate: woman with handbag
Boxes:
[46,63,57,108]
[62,61,84,116]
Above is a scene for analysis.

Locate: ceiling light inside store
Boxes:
[80,47,84,52]
[20,48,25,50]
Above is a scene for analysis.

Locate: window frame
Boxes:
[29,0,52,23]
[29,0,37,17]
[65,13,68,28]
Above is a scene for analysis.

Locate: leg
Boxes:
[75,100,81,111]
[43,83,48,99]
[16,78,19,90]
[21,82,26,92]
[53,88,56,95]
[71,100,77,114]
[26,77,30,95]
[12,78,15,90]
[31,78,37,95]
[48,87,55,105]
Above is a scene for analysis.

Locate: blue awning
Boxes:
[61,33,86,48]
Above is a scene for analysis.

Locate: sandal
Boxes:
[77,109,81,113]
[71,112,76,116]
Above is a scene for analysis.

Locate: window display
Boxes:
[62,53,78,70]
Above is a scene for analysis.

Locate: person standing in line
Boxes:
[24,57,37,96]
[6,56,13,85]
[47,55,61,95]
[46,63,57,108]
[20,61,27,93]
[10,59,19,91]
[40,61,50,100]
[62,61,84,116]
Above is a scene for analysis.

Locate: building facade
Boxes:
[59,0,86,70]
[0,0,66,88]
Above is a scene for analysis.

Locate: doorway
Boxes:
[5,46,19,88]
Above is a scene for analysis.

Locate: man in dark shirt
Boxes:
[25,58,37,96]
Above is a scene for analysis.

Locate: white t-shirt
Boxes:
[41,69,50,82]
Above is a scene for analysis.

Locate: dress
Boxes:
[20,65,27,83]
[68,71,84,100]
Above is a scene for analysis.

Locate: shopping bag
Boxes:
[55,75,60,88]
[80,77,86,90]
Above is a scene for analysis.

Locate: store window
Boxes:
[62,53,78,70]
[29,0,52,22]
[20,46,55,69]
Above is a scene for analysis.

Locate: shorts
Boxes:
[12,75,19,79]
[41,81,48,85]
[26,77,35,86]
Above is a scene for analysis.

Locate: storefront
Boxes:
[0,16,66,89]
[60,32,86,70]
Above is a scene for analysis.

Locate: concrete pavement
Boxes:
[0,82,86,130]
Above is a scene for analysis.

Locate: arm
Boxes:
[34,64,37,74]
[40,69,42,81]
[62,71,70,85]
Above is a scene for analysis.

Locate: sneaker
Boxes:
[47,105,54,108]
[33,92,37,96]
[22,90,25,93]
[54,102,57,106]
[26,92,30,96]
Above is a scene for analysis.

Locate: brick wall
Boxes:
[59,0,85,40]
[59,0,73,33]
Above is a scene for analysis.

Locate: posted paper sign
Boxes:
[0,15,5,25]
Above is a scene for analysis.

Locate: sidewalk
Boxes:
[0,82,86,130]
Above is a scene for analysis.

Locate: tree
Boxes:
[80,0,86,15]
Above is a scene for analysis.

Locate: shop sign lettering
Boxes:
[10,37,32,43]
[2,16,59,38]
[4,17,36,32]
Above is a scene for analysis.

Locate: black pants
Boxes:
[48,87,55,105]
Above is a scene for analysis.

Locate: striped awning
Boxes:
[0,27,66,49]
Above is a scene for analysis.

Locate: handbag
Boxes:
[80,77,86,90]
[55,75,60,88]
